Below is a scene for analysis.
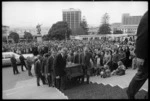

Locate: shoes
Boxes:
[60,88,66,91]
[43,83,46,85]
[86,82,90,84]
[127,94,135,99]
[128,96,135,99]
[17,72,20,74]
[29,75,33,77]
[37,84,40,86]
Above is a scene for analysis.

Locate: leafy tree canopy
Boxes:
[80,17,89,35]
[24,31,33,39]
[98,13,111,34]
[9,31,19,43]
[48,21,72,40]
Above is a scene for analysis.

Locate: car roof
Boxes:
[2,52,20,56]
[2,52,15,55]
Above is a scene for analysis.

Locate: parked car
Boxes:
[2,52,34,67]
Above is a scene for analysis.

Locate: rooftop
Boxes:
[62,8,81,12]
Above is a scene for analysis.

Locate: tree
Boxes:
[98,13,111,34]
[48,21,72,40]
[2,36,7,43]
[42,34,49,41]
[24,31,33,42]
[113,30,123,34]
[9,31,19,43]
[80,17,89,35]
[73,27,86,35]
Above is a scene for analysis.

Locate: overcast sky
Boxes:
[2,1,148,28]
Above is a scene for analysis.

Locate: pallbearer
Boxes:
[34,55,46,86]
[54,48,67,90]
[10,54,20,75]
[47,49,56,87]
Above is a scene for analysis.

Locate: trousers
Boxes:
[12,65,19,74]
[36,73,46,86]
[127,62,148,98]
[21,62,27,71]
[47,72,55,87]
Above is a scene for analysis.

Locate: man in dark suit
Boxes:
[41,53,49,84]
[47,50,56,87]
[81,47,94,84]
[54,48,67,90]
[19,54,27,71]
[73,51,80,64]
[10,54,20,75]
[126,11,148,99]
[34,55,46,86]
[26,56,33,76]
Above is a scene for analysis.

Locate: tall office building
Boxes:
[122,13,142,25]
[120,13,142,34]
[2,25,10,42]
[62,8,81,35]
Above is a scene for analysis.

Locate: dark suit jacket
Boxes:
[54,53,67,76]
[81,52,94,69]
[135,11,148,63]
[41,57,47,74]
[78,53,83,64]
[34,60,42,76]
[47,56,55,73]
[19,55,26,63]
[67,54,74,62]
[10,57,17,66]
[73,54,80,64]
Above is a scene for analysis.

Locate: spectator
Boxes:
[25,56,33,76]
[111,61,126,76]
[10,54,20,75]
[19,54,27,71]
[100,65,111,78]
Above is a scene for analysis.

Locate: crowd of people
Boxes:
[6,35,138,90]
[6,11,148,99]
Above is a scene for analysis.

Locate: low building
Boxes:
[111,13,142,34]
[88,27,99,35]
[2,25,10,42]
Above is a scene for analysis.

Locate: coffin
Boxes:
[65,63,84,80]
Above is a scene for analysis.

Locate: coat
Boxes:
[73,53,80,64]
[54,53,67,76]
[19,55,26,63]
[10,57,17,67]
[47,55,55,74]
[41,57,48,74]
[34,60,42,76]
[135,11,148,64]
[81,52,94,69]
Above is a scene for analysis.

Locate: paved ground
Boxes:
[2,66,148,99]
[2,65,68,99]
[2,65,35,90]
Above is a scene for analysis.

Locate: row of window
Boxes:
[122,17,141,25]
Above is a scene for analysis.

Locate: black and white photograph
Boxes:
[2,1,148,99]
